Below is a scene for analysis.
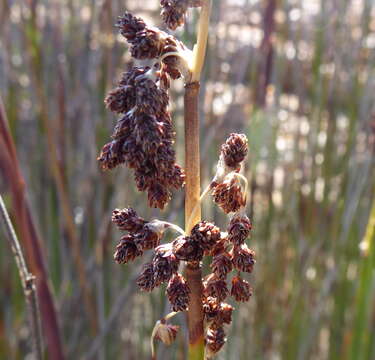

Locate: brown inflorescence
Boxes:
[221,133,248,170]
[203,273,229,302]
[227,212,252,246]
[160,0,202,30]
[206,327,226,357]
[211,174,246,213]
[232,244,256,273]
[110,130,256,358]
[190,221,221,253]
[231,275,252,302]
[203,297,233,330]
[166,273,191,312]
[98,12,192,209]
[153,244,180,286]
[137,262,156,292]
[173,235,204,262]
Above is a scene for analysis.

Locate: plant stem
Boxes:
[0,94,64,359]
[184,2,212,358]
[0,195,43,360]
[184,82,204,359]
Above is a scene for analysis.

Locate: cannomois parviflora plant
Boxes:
[98,1,256,359]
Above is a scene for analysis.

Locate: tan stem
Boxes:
[184,82,204,359]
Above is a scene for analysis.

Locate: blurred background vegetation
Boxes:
[0,0,374,359]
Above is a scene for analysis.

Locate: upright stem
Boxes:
[184,2,212,359]
[184,82,204,360]
[0,195,43,360]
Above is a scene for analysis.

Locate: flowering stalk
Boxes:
[99,2,256,360]
[183,2,212,358]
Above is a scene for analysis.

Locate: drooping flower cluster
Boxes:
[111,134,255,358]
[98,12,194,209]
[160,0,203,30]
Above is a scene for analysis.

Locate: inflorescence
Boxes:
[100,4,256,358]
[98,12,193,209]
[111,133,255,358]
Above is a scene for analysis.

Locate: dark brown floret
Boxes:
[105,86,135,114]
[111,208,146,233]
[211,175,246,213]
[203,274,229,302]
[153,244,179,286]
[166,273,190,312]
[113,235,143,264]
[231,275,252,302]
[221,133,248,169]
[210,252,233,279]
[232,244,255,273]
[227,213,252,246]
[206,327,226,356]
[160,0,202,30]
[203,297,233,330]
[134,224,162,251]
[173,236,204,262]
[190,221,221,253]
[116,12,146,42]
[137,262,156,291]
[97,139,126,170]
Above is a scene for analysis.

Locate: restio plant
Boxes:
[98,1,256,358]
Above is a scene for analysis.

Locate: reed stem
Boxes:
[184,2,212,359]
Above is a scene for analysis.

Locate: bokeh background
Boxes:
[0,0,374,359]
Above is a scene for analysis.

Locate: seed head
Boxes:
[160,0,202,30]
[210,251,233,279]
[173,236,204,262]
[205,327,226,357]
[137,262,156,291]
[227,213,252,246]
[232,244,255,273]
[111,208,146,233]
[190,221,221,253]
[114,235,143,264]
[203,273,229,302]
[211,174,246,213]
[231,275,252,302]
[166,273,190,312]
[203,297,233,329]
[221,133,248,170]
[153,244,179,286]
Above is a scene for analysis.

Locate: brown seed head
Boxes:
[210,251,233,279]
[172,236,204,262]
[203,297,233,329]
[160,0,202,30]
[231,275,252,302]
[221,133,248,169]
[113,235,143,264]
[111,208,146,233]
[137,262,156,291]
[203,274,229,302]
[205,327,226,357]
[166,273,190,312]
[153,244,179,285]
[227,213,252,246]
[190,221,221,253]
[211,175,246,213]
[232,244,255,273]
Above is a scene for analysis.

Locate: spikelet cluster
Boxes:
[98,12,193,209]
[160,0,203,30]
[111,134,255,358]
